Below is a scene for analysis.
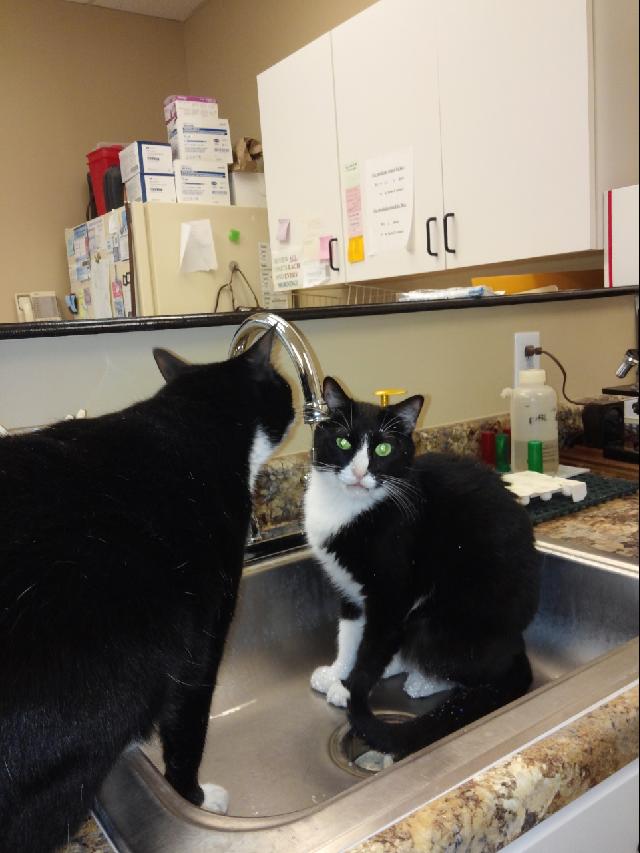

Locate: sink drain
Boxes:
[328,711,415,778]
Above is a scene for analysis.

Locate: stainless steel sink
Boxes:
[96,540,639,852]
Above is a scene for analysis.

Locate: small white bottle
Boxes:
[502,369,559,474]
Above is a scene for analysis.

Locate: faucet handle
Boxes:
[375,388,407,407]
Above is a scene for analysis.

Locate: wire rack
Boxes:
[291,284,399,308]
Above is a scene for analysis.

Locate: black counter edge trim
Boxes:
[1,286,637,341]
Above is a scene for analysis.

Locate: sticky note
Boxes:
[319,235,332,261]
[277,219,290,242]
[348,235,365,263]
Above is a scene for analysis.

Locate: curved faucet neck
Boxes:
[228,312,330,425]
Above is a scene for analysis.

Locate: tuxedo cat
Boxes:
[0,330,293,853]
[305,377,540,758]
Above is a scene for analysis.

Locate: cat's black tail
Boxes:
[348,652,533,759]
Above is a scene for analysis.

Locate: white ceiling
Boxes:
[63,0,205,22]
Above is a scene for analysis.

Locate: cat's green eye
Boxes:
[336,437,352,451]
[374,442,392,457]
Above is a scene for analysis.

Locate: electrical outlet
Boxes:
[514,331,540,386]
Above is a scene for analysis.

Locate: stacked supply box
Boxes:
[173,160,231,205]
[120,141,176,203]
[163,94,218,124]
[164,95,231,206]
[167,119,233,165]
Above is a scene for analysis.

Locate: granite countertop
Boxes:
[65,417,638,853]
[353,687,639,853]
[536,493,638,563]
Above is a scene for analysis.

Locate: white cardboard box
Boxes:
[173,160,230,205]
[125,173,177,203]
[119,141,173,183]
[163,95,218,125]
[168,119,233,165]
[604,184,639,287]
[230,172,266,207]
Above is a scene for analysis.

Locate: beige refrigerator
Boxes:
[129,201,286,316]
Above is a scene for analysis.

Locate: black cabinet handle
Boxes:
[443,212,455,254]
[328,238,339,271]
[426,217,438,257]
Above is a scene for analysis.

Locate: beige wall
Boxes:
[0,295,635,455]
[184,0,374,140]
[0,0,188,321]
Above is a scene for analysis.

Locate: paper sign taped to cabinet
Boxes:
[301,260,329,288]
[272,247,302,290]
[348,235,365,263]
[319,235,332,261]
[179,220,218,273]
[364,148,414,255]
[277,218,290,242]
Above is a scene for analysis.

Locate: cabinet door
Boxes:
[332,0,445,284]
[436,0,594,268]
[258,35,345,285]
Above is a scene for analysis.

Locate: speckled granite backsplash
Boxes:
[253,407,584,533]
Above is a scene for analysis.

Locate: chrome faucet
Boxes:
[229,312,331,424]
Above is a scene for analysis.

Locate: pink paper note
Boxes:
[277,219,290,242]
[319,235,332,261]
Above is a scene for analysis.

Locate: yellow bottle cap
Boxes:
[375,388,406,407]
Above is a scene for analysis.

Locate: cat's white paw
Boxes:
[310,665,339,694]
[326,680,350,708]
[403,671,451,699]
[382,654,406,679]
[201,783,229,815]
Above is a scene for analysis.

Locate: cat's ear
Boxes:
[153,348,190,383]
[244,327,276,368]
[390,395,424,433]
[323,376,351,410]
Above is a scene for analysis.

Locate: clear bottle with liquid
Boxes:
[502,369,559,474]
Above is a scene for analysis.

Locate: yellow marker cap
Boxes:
[375,388,406,407]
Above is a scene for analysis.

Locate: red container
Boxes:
[87,145,124,215]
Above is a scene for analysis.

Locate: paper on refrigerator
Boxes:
[179,220,218,273]
[89,258,113,319]
[364,148,414,255]
[258,243,288,309]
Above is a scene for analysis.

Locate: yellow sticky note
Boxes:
[348,235,365,263]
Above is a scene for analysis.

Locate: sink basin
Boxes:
[96,540,639,852]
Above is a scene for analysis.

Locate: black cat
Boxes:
[305,377,540,758]
[0,330,293,853]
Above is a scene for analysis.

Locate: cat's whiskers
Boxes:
[313,461,340,472]
[166,672,210,688]
[382,483,415,522]
[380,477,420,522]
[381,473,422,501]
[332,409,351,432]
[380,415,403,432]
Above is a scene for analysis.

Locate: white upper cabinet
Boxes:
[332,0,446,282]
[436,0,594,268]
[258,34,345,284]
[258,0,636,284]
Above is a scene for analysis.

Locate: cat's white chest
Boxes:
[304,468,374,607]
